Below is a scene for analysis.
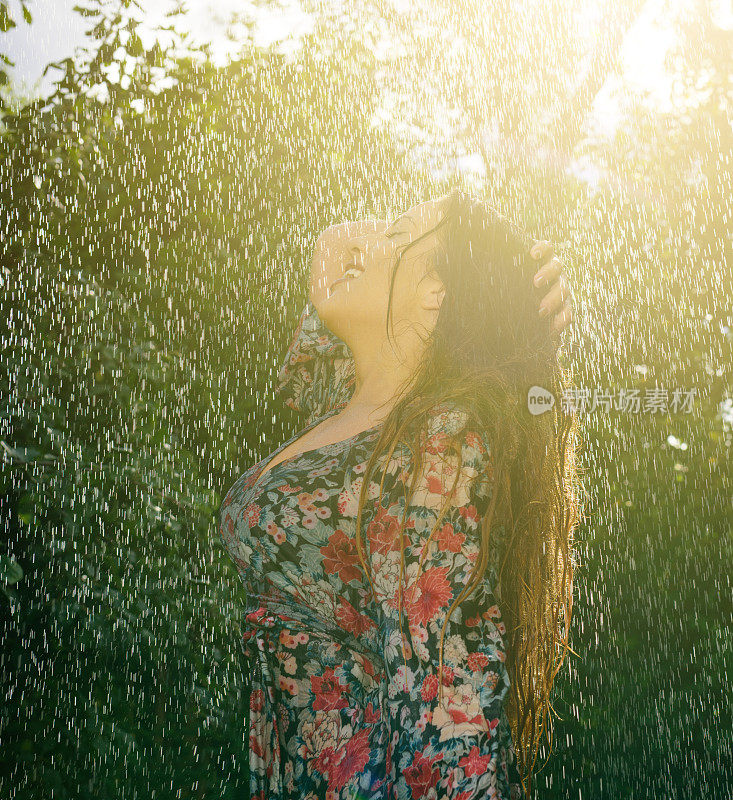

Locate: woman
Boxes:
[219,189,580,800]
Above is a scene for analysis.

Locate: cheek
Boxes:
[389,261,423,314]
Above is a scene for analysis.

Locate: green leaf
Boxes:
[72,4,101,18]
[0,555,23,584]
[0,7,16,33]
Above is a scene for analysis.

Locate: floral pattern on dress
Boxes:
[220,312,525,800]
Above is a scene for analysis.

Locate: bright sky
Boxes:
[2,0,312,100]
[2,0,708,183]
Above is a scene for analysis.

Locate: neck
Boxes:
[338,324,427,425]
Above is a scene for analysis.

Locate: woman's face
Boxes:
[311,196,448,344]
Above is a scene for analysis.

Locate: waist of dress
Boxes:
[240,601,383,666]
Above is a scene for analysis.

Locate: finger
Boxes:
[550,305,571,336]
[533,256,565,287]
[538,279,569,317]
[530,239,554,261]
[538,274,572,312]
[550,299,574,335]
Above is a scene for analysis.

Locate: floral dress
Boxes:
[218,300,524,800]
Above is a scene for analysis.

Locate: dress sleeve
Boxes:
[366,402,524,799]
[274,299,356,425]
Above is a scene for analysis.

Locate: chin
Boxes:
[317,286,370,338]
[315,289,348,327]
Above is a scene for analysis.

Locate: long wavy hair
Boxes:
[351,188,583,797]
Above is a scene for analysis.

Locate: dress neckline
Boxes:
[253,407,383,488]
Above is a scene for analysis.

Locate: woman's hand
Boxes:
[530,240,574,337]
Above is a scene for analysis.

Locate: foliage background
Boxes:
[1,0,730,798]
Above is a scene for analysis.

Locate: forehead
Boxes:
[396,196,446,234]
[390,197,447,276]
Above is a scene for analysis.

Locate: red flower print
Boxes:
[243,503,261,527]
[425,430,451,456]
[320,529,362,584]
[367,506,407,555]
[403,748,443,798]
[335,598,376,636]
[310,667,350,711]
[250,688,264,713]
[440,665,455,686]
[360,655,378,679]
[457,503,480,525]
[364,701,381,724]
[313,746,336,777]
[458,745,492,777]
[250,733,267,760]
[330,727,371,789]
[425,469,449,496]
[435,522,465,553]
[405,566,453,625]
[421,673,439,701]
[246,606,267,624]
[467,652,489,672]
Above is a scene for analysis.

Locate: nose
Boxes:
[348,237,365,261]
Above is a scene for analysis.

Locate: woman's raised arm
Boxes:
[274,299,355,425]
